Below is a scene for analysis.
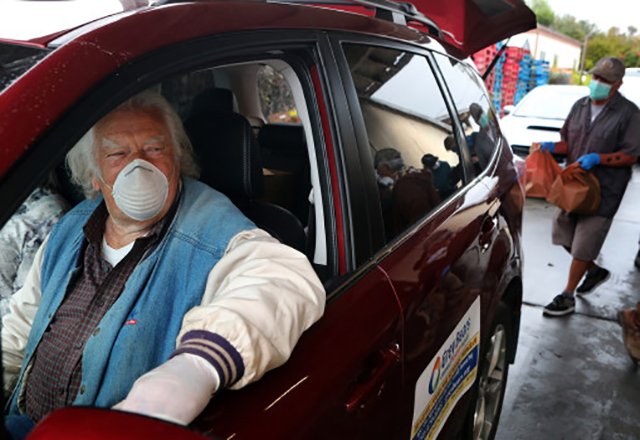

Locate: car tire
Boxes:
[465,301,513,440]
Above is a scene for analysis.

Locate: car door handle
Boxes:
[479,217,496,251]
[346,345,400,413]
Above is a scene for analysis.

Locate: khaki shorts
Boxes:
[551,208,613,261]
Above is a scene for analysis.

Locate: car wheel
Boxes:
[470,302,512,440]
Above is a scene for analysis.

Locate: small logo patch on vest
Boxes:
[124,311,137,326]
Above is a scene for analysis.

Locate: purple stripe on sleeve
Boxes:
[170,330,245,387]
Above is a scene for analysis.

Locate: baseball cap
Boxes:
[589,57,625,83]
[421,153,439,168]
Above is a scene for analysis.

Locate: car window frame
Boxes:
[430,52,504,182]
[328,32,487,262]
[0,30,342,282]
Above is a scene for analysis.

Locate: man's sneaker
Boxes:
[543,294,576,317]
[576,267,610,295]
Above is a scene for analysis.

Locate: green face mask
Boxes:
[588,79,612,101]
[479,113,489,129]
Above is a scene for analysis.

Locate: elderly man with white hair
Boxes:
[2,90,325,439]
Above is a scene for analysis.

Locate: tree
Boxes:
[586,28,640,69]
[526,0,555,27]
[520,1,640,69]
[551,15,596,42]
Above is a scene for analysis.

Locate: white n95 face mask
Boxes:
[106,159,171,221]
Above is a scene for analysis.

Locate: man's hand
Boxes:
[577,153,601,171]
[113,354,219,425]
[532,141,556,153]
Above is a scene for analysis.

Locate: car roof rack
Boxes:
[153,0,443,38]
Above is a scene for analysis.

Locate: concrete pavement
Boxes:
[496,167,640,439]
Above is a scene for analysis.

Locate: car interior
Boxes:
[49,58,333,282]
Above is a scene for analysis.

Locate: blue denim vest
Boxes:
[8,178,255,413]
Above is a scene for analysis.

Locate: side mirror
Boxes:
[502,105,515,116]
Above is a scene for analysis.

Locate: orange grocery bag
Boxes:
[546,163,601,215]
[524,149,562,198]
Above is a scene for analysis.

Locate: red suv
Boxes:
[0,1,534,439]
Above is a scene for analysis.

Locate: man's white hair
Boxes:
[66,90,200,199]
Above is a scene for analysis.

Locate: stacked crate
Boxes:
[491,42,506,113]
[475,44,548,115]
[513,58,550,105]
[514,53,532,106]
[501,47,526,109]
[473,45,498,91]
[529,60,550,89]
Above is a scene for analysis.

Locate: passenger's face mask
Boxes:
[479,113,489,130]
[588,79,612,101]
[387,158,405,171]
[102,158,172,221]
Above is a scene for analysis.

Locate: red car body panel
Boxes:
[313,0,535,56]
[0,2,435,179]
[29,269,405,439]
[26,408,211,440]
[379,168,516,438]
[1,0,535,55]
[419,0,536,55]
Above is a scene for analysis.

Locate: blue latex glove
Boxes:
[540,141,556,153]
[577,153,601,171]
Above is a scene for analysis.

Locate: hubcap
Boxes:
[472,324,507,440]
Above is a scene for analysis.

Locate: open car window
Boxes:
[160,58,330,271]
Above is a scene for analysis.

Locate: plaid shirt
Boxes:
[25,199,178,422]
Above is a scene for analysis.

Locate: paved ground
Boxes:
[495,167,640,439]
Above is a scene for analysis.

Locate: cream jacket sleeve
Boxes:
[174,228,326,390]
[2,229,326,398]
[1,236,47,397]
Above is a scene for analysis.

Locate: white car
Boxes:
[620,68,640,107]
[500,84,588,156]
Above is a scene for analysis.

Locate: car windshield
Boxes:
[513,86,588,120]
[624,68,640,77]
[620,76,640,107]
[0,42,49,93]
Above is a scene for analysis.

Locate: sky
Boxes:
[549,0,640,34]
[0,0,127,40]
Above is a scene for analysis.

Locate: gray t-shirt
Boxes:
[590,102,605,122]
[560,92,640,217]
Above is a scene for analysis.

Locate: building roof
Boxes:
[531,24,582,48]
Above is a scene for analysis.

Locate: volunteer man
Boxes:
[533,56,640,316]
[2,90,325,438]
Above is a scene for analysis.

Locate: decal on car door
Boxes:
[411,297,480,440]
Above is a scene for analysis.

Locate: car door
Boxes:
[432,52,523,347]
[333,35,499,439]
[0,30,408,440]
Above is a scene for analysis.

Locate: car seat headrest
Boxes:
[258,123,307,152]
[185,111,264,200]
[189,87,238,118]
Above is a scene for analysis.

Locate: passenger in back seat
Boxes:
[0,185,68,318]
[2,90,325,439]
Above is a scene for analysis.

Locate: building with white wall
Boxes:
[508,25,582,72]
